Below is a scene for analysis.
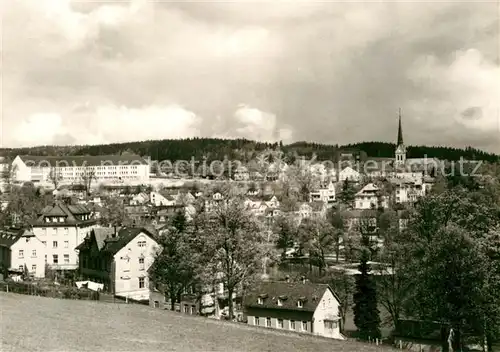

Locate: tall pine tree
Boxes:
[353,234,381,340]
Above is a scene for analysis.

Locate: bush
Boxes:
[0,281,99,300]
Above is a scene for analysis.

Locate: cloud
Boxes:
[2,0,499,154]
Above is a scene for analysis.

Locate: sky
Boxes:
[2,0,499,153]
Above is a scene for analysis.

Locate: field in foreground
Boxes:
[0,293,392,352]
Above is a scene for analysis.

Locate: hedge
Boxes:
[0,281,100,301]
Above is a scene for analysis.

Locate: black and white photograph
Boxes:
[0,0,499,351]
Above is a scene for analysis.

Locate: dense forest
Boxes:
[0,138,498,163]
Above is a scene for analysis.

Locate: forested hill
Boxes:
[0,138,498,163]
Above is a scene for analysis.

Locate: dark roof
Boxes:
[0,228,25,248]
[17,154,148,167]
[32,202,93,223]
[244,281,333,313]
[102,227,157,255]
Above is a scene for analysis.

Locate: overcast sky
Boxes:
[2,0,499,153]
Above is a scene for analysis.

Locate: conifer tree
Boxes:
[353,235,381,340]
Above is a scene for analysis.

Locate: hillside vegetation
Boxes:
[1,138,498,162]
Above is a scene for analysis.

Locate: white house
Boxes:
[338,166,360,182]
[150,191,176,207]
[244,281,344,340]
[1,228,46,278]
[30,202,98,271]
[354,183,388,210]
[309,180,336,204]
[233,166,250,181]
[77,227,159,301]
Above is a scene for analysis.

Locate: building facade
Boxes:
[77,227,158,301]
[244,281,344,340]
[30,202,97,271]
[9,229,46,278]
[11,155,150,187]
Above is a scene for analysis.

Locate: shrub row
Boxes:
[0,281,100,300]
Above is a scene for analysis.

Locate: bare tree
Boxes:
[81,166,96,197]
[48,167,62,190]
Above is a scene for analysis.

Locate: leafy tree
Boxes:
[298,218,335,274]
[353,242,381,340]
[197,198,266,320]
[149,225,197,311]
[171,209,187,233]
[100,197,127,227]
[273,214,298,260]
[48,167,62,190]
[328,209,345,263]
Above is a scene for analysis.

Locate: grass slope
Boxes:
[0,293,392,352]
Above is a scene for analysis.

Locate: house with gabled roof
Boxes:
[76,226,158,301]
[3,227,46,279]
[30,202,97,272]
[244,280,345,340]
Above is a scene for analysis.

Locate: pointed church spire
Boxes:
[397,108,404,146]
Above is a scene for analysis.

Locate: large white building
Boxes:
[11,155,150,187]
[30,202,98,272]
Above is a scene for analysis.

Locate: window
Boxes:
[31,264,37,272]
[139,257,145,270]
[139,277,145,288]
[64,254,69,264]
[25,237,30,243]
[138,241,146,247]
[53,254,58,264]
[18,250,24,259]
[290,320,296,330]
[255,317,260,326]
[64,241,69,248]
[184,305,189,313]
[257,297,263,305]
[277,298,283,306]
[64,228,69,235]
[297,300,303,308]
[324,321,338,330]
[52,228,57,235]
[302,321,307,331]
[278,319,284,329]
[18,265,23,272]
[266,317,271,327]
[154,301,159,308]
[45,255,47,263]
[191,306,196,315]
[31,250,36,258]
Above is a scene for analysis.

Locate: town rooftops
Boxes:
[244,281,335,313]
[0,227,26,248]
[102,227,157,255]
[16,154,149,167]
[32,202,95,226]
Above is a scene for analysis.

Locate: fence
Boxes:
[0,281,100,301]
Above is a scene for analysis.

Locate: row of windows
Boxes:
[18,249,39,258]
[39,241,69,248]
[19,264,37,272]
[255,317,307,331]
[45,254,70,264]
[257,297,303,308]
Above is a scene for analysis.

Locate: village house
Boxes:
[76,227,158,301]
[244,280,344,340]
[338,166,361,183]
[130,192,149,206]
[30,202,97,273]
[309,180,336,205]
[233,165,250,181]
[5,228,46,278]
[354,183,388,210]
[150,191,177,207]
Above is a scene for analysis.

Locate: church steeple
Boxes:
[397,108,403,146]
[395,108,406,166]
